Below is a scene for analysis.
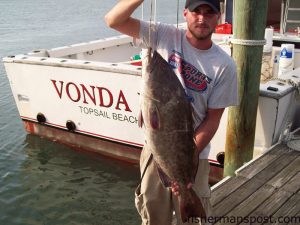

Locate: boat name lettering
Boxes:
[78,106,138,124]
[51,79,132,112]
[78,106,111,119]
[112,113,138,124]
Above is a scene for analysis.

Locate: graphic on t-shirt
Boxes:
[168,50,212,92]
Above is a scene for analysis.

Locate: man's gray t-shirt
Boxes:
[137,21,238,159]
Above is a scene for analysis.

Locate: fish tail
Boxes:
[179,188,206,223]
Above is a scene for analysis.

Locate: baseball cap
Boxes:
[185,0,220,13]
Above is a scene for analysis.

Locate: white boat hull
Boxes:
[3,34,300,183]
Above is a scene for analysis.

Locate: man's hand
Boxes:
[171,181,193,196]
[105,0,144,38]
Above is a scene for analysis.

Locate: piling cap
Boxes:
[185,0,220,13]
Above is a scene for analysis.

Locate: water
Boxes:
[0,0,184,224]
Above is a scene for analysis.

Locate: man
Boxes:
[105,0,238,224]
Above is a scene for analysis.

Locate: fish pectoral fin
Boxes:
[179,189,206,223]
[138,110,144,128]
[149,104,160,130]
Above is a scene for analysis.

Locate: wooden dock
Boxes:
[210,129,300,225]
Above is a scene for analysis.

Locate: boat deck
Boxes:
[210,129,300,225]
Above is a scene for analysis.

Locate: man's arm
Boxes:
[171,108,224,195]
[171,108,224,196]
[104,0,144,38]
[194,108,224,156]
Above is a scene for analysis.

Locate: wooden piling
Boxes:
[224,0,268,177]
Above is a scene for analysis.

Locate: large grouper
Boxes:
[139,49,206,222]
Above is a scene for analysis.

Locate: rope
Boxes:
[284,128,300,152]
[141,1,144,20]
[268,77,300,101]
[176,0,179,28]
[287,135,300,152]
[148,0,154,58]
[230,38,266,46]
[270,77,300,150]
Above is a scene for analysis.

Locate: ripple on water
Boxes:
[0,134,140,225]
[0,0,147,223]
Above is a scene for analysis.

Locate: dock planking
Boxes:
[210,129,300,225]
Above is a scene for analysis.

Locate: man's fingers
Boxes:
[174,191,180,196]
[171,181,180,196]
[171,188,180,196]
[171,182,179,189]
[170,182,193,196]
[187,182,193,189]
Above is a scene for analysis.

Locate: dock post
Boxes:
[224,0,268,177]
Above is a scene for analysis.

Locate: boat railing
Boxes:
[13,35,140,64]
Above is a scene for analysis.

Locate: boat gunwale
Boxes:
[2,33,143,76]
[3,56,142,76]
